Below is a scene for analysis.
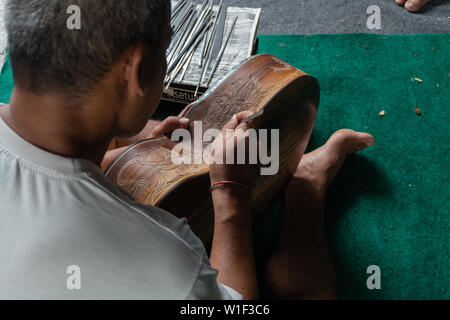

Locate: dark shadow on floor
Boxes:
[325,154,391,221]
[324,154,392,299]
[252,152,392,298]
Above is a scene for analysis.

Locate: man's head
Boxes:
[6,0,171,137]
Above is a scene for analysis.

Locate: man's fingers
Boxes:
[151,116,189,137]
[221,114,240,131]
[221,111,255,131]
[236,111,255,131]
[235,111,255,122]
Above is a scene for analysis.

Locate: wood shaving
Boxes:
[379,110,386,117]
[414,77,423,83]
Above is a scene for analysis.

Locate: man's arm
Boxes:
[210,187,258,299]
[208,112,259,300]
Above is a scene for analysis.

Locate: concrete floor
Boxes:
[1,0,449,46]
[224,0,450,34]
[0,0,448,111]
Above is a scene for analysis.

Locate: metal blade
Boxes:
[209,4,227,65]
[206,15,237,86]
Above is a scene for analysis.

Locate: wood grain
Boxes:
[104,54,320,243]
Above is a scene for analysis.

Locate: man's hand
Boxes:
[102,116,189,171]
[149,116,189,138]
[209,111,259,187]
[109,116,190,150]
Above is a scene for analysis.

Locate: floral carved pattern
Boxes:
[202,74,271,132]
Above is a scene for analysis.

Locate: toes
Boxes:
[328,129,374,155]
[345,132,375,154]
[357,132,375,147]
[350,134,375,153]
[404,0,430,12]
[395,0,407,5]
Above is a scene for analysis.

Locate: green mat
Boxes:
[0,55,12,103]
[1,34,448,299]
[255,34,449,300]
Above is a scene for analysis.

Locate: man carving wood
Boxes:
[0,0,374,299]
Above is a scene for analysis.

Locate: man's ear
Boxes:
[122,44,146,97]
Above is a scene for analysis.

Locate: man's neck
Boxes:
[1,87,116,166]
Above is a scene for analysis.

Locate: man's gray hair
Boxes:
[6,0,171,96]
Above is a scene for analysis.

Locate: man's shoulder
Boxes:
[0,158,209,299]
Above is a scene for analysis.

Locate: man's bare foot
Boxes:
[288,129,375,199]
[395,0,431,12]
[264,129,374,299]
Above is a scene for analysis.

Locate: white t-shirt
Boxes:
[0,109,241,300]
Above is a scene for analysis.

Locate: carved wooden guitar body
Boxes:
[104,54,320,243]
